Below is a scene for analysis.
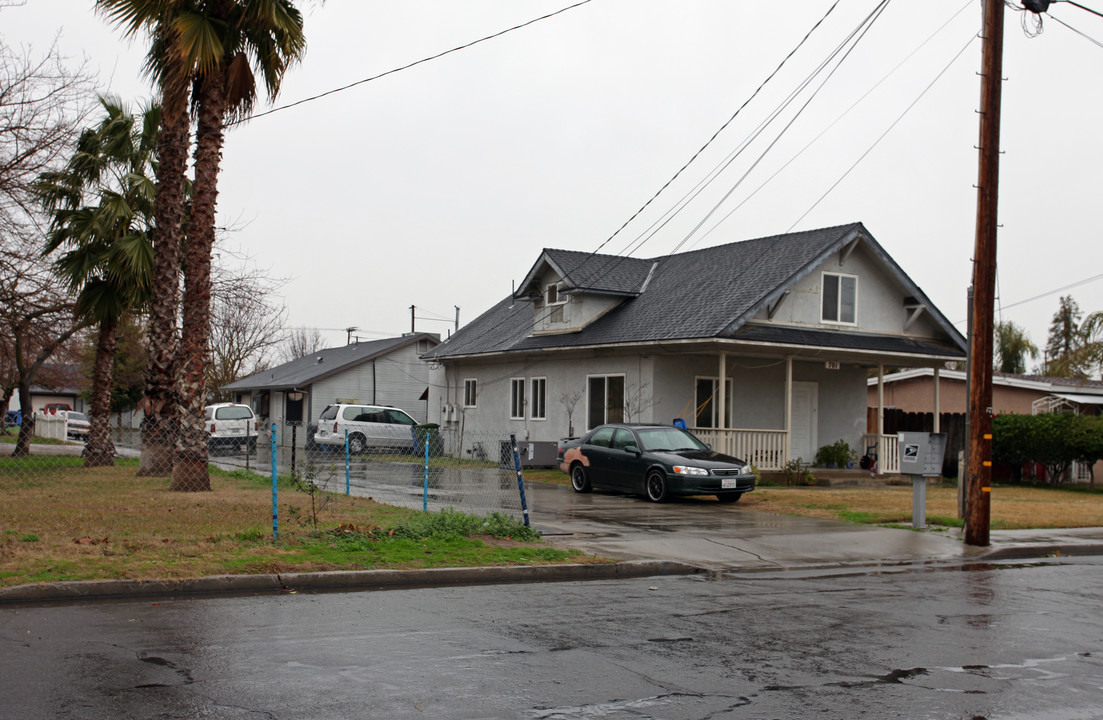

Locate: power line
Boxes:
[953,271,1103,325]
[690,0,974,248]
[228,1,594,127]
[787,31,976,231]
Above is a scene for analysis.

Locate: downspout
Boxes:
[372,360,377,405]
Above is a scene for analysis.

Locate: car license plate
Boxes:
[229,428,242,434]
[722,478,739,489]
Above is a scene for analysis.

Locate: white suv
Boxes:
[205,403,258,452]
[313,404,418,454]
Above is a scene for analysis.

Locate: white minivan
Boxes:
[313,404,418,454]
[205,403,258,452]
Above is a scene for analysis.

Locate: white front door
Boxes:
[790,382,818,463]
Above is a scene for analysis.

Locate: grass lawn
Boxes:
[527,467,1103,530]
[0,458,591,589]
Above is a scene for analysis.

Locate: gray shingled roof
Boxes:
[516,249,656,297]
[425,222,967,360]
[224,334,437,391]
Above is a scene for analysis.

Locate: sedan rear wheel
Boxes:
[570,463,592,493]
[645,469,669,503]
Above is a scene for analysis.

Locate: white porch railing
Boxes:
[691,427,788,471]
[862,433,900,475]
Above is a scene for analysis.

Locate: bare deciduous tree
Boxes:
[0,36,94,455]
[206,250,288,402]
[281,326,326,362]
[559,389,583,437]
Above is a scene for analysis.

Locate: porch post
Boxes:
[785,356,793,461]
[718,351,727,430]
[877,364,884,437]
[933,367,941,433]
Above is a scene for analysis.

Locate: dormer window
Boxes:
[546,283,565,306]
[822,272,857,325]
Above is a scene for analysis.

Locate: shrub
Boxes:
[814,440,856,468]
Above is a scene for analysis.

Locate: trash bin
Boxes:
[412,423,441,456]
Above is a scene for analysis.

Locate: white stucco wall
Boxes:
[757,243,945,340]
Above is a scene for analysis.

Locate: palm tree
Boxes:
[95,0,194,476]
[172,0,305,491]
[36,97,158,466]
[994,321,1038,375]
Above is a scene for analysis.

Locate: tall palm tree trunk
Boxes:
[84,317,118,467]
[170,70,226,492]
[139,53,189,477]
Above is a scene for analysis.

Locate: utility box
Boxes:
[898,431,947,477]
[897,431,947,530]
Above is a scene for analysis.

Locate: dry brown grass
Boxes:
[0,463,435,586]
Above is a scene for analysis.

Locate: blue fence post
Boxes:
[344,428,350,495]
[423,429,430,512]
[270,422,278,540]
[509,434,530,527]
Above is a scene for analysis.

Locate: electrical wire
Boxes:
[1046,10,1103,47]
[668,0,894,257]
[587,0,843,258]
[420,2,849,359]
[953,271,1103,325]
[688,0,974,249]
[228,1,594,128]
[787,32,976,231]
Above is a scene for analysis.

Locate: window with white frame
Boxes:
[510,378,526,419]
[463,379,478,408]
[545,282,565,305]
[587,375,625,429]
[694,377,733,428]
[530,377,547,420]
[822,272,857,324]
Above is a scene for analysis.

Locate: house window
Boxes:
[530,377,547,420]
[510,378,526,420]
[822,272,857,324]
[463,379,478,408]
[587,375,624,429]
[694,377,733,428]
[546,283,565,306]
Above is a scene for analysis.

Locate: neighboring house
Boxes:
[867,368,1103,480]
[224,333,440,448]
[867,368,1103,417]
[423,222,967,472]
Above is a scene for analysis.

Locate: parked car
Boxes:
[205,403,258,452]
[65,411,91,441]
[558,423,757,503]
[313,403,418,454]
[43,402,72,415]
[3,410,20,429]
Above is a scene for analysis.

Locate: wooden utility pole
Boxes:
[965,0,1005,546]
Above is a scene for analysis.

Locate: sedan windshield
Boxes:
[635,427,708,453]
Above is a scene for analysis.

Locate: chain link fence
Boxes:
[2,416,533,544]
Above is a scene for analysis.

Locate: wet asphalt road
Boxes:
[3,557,1102,719]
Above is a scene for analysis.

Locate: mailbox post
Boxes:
[897,432,947,530]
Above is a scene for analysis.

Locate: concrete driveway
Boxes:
[527,480,981,570]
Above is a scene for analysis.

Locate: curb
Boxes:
[0,560,702,606]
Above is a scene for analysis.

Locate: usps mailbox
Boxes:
[897,432,946,529]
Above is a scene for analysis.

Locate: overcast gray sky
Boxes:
[5,1,1102,360]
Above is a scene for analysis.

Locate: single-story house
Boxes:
[868,368,1103,480]
[224,333,439,448]
[867,368,1103,416]
[422,222,967,472]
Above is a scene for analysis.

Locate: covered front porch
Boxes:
[681,350,948,474]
